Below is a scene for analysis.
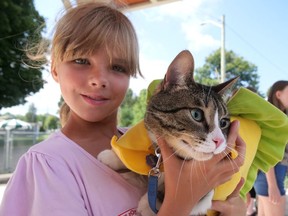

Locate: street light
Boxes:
[201,15,226,82]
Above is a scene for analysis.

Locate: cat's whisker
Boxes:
[222,149,242,170]
[190,159,194,198]
[198,159,210,186]
[225,145,246,159]
[176,159,186,195]
[153,134,182,165]
[159,143,186,165]
[190,160,204,199]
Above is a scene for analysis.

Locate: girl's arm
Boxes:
[157,120,246,216]
[266,167,281,204]
[0,152,88,216]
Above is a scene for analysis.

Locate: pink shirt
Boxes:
[0,131,145,216]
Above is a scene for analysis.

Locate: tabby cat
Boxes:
[98,50,237,216]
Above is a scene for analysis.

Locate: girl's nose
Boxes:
[90,81,107,88]
[89,69,108,88]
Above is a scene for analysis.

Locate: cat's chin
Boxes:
[175,150,214,161]
[187,152,213,161]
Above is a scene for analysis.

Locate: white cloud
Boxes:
[182,21,220,52]
[130,53,169,94]
[167,0,221,52]
[140,0,221,53]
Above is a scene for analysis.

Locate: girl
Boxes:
[0,2,246,215]
[254,80,288,216]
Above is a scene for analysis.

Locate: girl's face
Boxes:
[276,85,288,109]
[52,47,130,123]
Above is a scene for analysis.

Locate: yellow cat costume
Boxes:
[111,81,288,215]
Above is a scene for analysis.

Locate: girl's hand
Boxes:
[211,178,246,216]
[268,185,281,205]
[157,120,246,216]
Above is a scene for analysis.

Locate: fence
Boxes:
[0,130,52,174]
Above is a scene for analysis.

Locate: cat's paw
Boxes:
[97,149,125,170]
[137,193,157,216]
[190,190,214,215]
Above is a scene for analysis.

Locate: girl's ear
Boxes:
[51,60,59,83]
[275,90,281,99]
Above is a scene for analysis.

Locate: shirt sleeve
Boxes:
[0,151,88,216]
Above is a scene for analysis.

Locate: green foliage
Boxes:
[119,89,147,127]
[43,115,59,130]
[131,89,147,125]
[119,89,136,126]
[195,49,260,92]
[0,0,46,110]
[36,114,60,131]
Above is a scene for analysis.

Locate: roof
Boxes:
[114,0,179,11]
[61,0,180,11]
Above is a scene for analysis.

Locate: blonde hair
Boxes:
[51,2,141,77]
[28,2,142,126]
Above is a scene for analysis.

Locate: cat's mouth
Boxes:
[179,139,214,161]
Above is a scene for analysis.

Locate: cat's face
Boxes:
[144,50,237,161]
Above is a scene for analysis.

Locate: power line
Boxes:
[225,23,286,75]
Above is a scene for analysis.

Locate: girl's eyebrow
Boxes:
[112,58,128,65]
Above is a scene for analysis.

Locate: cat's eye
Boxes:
[191,108,204,122]
[220,118,230,129]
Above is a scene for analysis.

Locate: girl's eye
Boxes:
[112,64,127,73]
[220,118,230,129]
[74,59,89,65]
[191,108,204,122]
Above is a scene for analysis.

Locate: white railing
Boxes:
[0,130,52,174]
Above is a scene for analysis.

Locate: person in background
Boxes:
[254,80,288,216]
[0,2,246,216]
[246,187,257,216]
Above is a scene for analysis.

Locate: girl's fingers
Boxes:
[216,120,246,171]
[228,177,245,198]
[226,120,240,149]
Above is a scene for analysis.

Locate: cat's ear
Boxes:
[162,50,195,89]
[212,76,239,96]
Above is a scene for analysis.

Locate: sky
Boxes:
[1,0,287,116]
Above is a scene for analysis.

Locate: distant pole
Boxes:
[201,15,226,82]
[4,129,11,171]
[220,15,226,82]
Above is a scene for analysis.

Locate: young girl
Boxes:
[254,80,288,216]
[0,2,246,216]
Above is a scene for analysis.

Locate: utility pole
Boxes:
[220,15,226,82]
[201,15,226,82]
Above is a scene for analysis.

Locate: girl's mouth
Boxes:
[81,94,108,105]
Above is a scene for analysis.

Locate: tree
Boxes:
[0,0,46,110]
[119,89,148,127]
[43,115,59,131]
[131,89,147,125]
[25,103,37,122]
[195,49,260,91]
[119,89,136,126]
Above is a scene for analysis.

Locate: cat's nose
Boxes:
[213,137,224,148]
